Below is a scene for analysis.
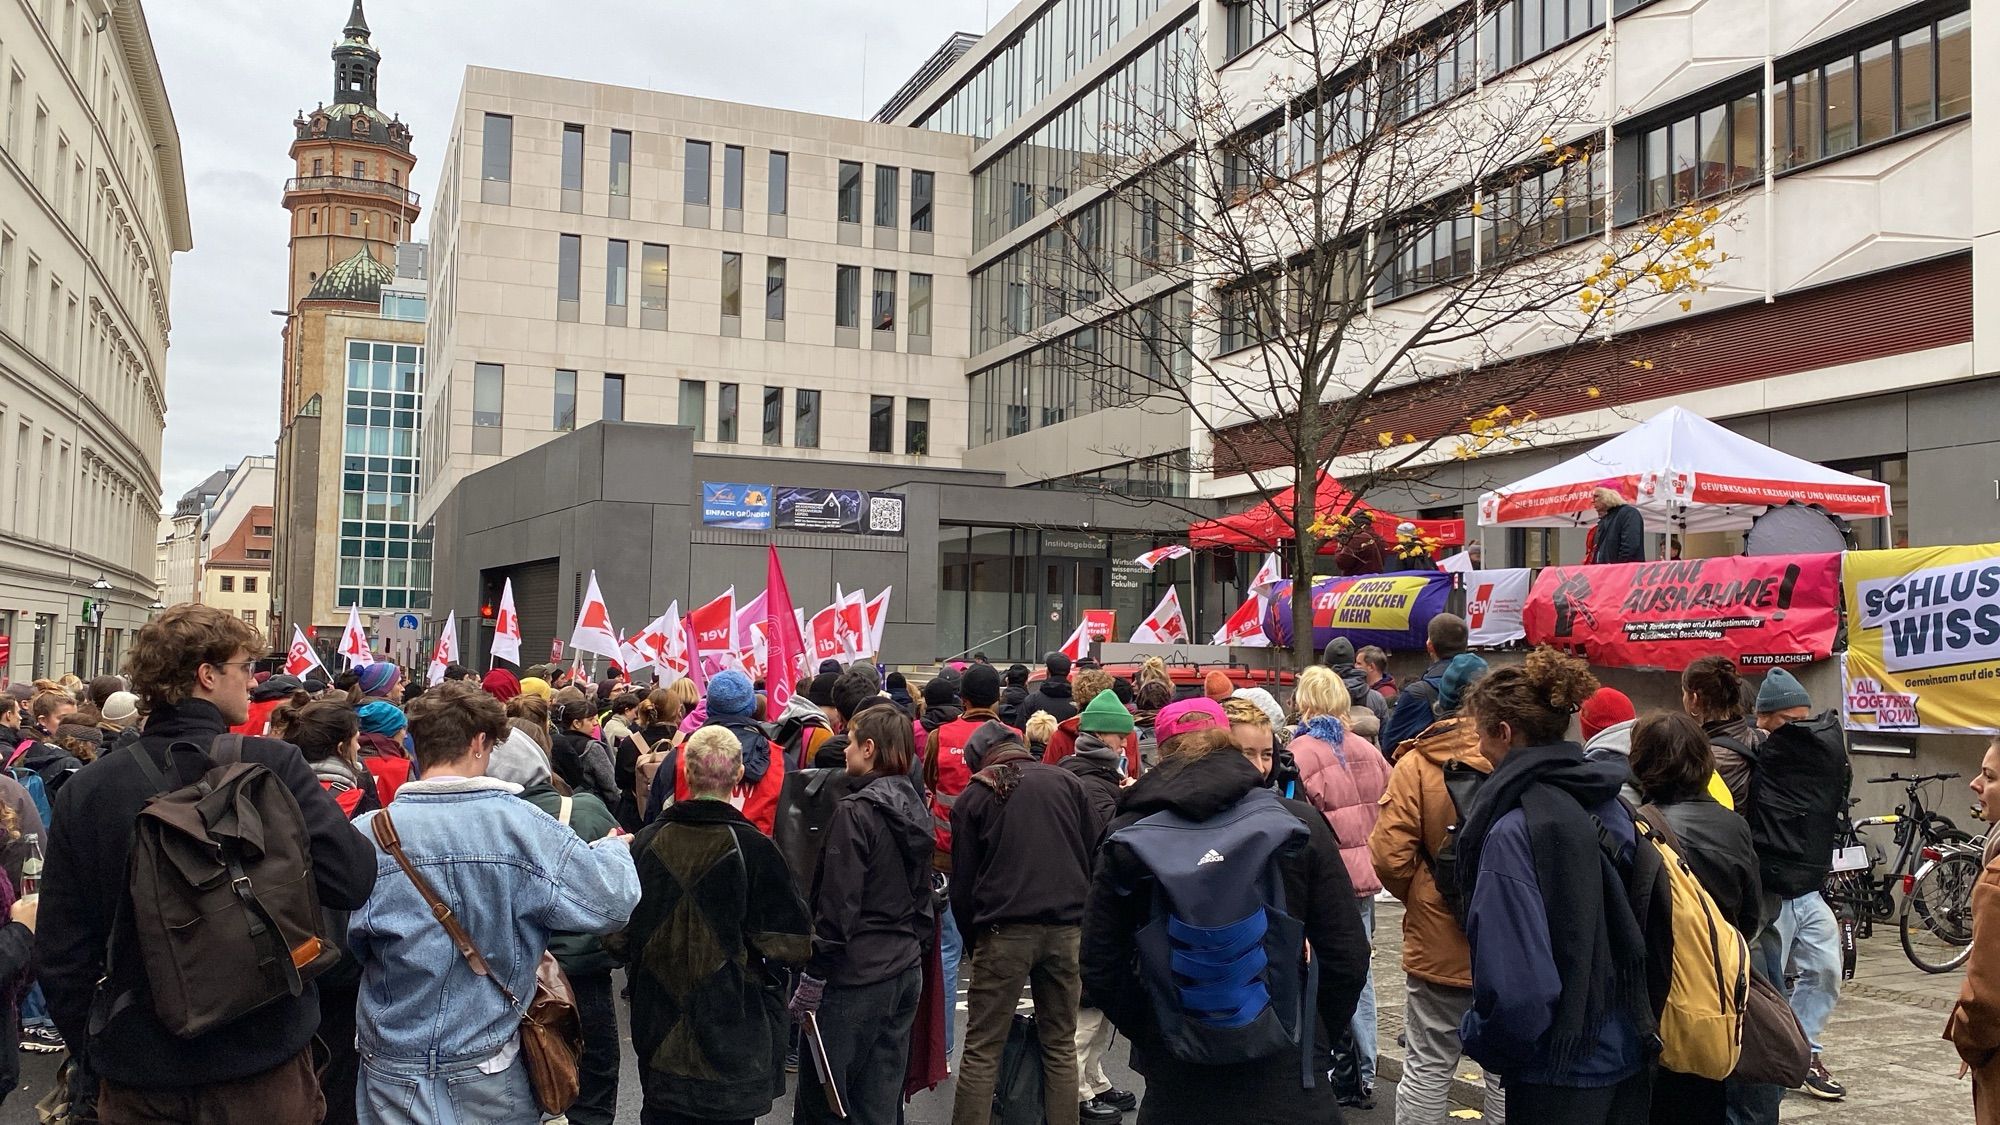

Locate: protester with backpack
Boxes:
[36,604,379,1121]
[1627,712,1764,1124]
[1455,649,1673,1123]
[921,663,1009,1059]
[552,688,622,807]
[772,676,836,773]
[349,681,640,1121]
[664,671,785,835]
[1381,614,1471,752]
[1682,656,1762,809]
[1366,652,1508,1125]
[625,687,685,824]
[1081,700,1370,1124]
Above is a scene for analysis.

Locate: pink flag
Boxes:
[765,546,808,720]
[734,591,769,678]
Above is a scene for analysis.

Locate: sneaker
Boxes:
[1079,1098,1124,1122]
[1336,1083,1375,1111]
[1100,1088,1138,1111]
[21,1024,64,1054]
[1801,1054,1846,1101]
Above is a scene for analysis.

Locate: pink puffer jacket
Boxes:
[1288,730,1392,897]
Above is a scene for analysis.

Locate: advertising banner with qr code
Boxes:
[772,488,906,536]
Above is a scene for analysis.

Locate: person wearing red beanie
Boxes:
[1580,687,1636,743]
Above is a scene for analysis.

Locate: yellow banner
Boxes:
[1326,575,1430,632]
[1842,543,2000,735]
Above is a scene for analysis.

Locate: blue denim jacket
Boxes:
[350,776,641,1061]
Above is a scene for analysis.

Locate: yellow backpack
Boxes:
[1635,807,1750,1080]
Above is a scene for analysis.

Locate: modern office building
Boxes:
[0,0,191,683]
[273,1,431,645]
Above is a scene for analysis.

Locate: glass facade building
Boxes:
[339,340,431,610]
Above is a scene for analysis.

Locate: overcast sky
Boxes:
[147,0,990,510]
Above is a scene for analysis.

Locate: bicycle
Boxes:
[1900,836,1983,973]
[1820,772,1969,976]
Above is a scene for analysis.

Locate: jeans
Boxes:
[1075,1006,1115,1102]
[1351,896,1377,1088]
[570,970,620,1125]
[1762,892,1841,1050]
[20,978,50,1026]
[1505,1067,1653,1125]
[356,1050,531,1125]
[950,923,1082,1125]
[939,905,965,1059]
[99,1047,323,1125]
[794,965,923,1125]
[1396,977,1506,1125]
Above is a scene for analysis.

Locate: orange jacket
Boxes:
[1367,715,1496,988]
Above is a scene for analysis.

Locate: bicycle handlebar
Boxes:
[1867,772,1962,784]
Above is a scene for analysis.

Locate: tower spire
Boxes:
[332,0,380,108]
[344,0,370,41]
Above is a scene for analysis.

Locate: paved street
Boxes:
[0,901,1966,1122]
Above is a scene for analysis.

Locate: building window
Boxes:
[835,265,860,329]
[603,374,625,422]
[242,609,258,627]
[254,524,272,536]
[609,129,632,207]
[1484,0,1604,75]
[605,240,629,324]
[1387,15,1480,123]
[557,234,581,322]
[679,379,706,438]
[1218,274,1282,353]
[641,243,669,329]
[909,273,933,338]
[245,576,258,594]
[874,165,899,226]
[561,123,584,211]
[762,386,783,446]
[768,151,789,215]
[873,270,897,332]
[220,575,234,593]
[684,140,711,205]
[554,369,577,431]
[905,399,930,456]
[869,396,894,453]
[380,291,426,321]
[1224,0,1282,60]
[1616,87,1761,223]
[1485,151,1601,263]
[838,161,863,224]
[474,362,504,455]
[911,170,935,232]
[717,383,739,443]
[1376,213,1475,301]
[721,252,742,318]
[766,257,786,320]
[481,113,512,194]
[795,389,821,448]
[1776,10,1967,173]
[723,145,744,210]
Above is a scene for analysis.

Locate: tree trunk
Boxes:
[1291,478,1318,672]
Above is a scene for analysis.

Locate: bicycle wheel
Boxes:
[1901,852,1980,973]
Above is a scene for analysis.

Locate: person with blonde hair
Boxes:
[1221,696,1276,779]
[1288,663,1392,1106]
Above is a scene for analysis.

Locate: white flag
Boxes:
[569,571,622,659]
[1465,568,1533,647]
[284,624,328,679]
[1057,619,1093,662]
[427,612,460,686]
[1249,552,1284,597]
[1130,587,1190,645]
[491,578,523,666]
[338,604,374,668]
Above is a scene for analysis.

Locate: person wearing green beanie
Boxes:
[1078,690,1136,736]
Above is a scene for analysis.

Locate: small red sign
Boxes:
[550,639,564,662]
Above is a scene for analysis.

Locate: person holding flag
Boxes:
[491,578,523,669]
[426,613,461,687]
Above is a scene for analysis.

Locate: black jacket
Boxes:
[612,799,811,1120]
[1649,795,1766,941]
[997,684,1032,728]
[1019,679,1080,725]
[1591,502,1646,564]
[1082,752,1368,1121]
[37,699,377,1089]
[950,751,1094,938]
[1057,736,1123,849]
[806,772,935,987]
[0,919,31,1099]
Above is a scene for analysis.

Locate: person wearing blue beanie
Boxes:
[1437,653,1490,715]
[1754,668,1811,721]
[706,670,756,719]
[356,699,406,736]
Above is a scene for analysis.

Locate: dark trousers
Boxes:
[794,965,923,1125]
[1654,1069,1726,1125]
[570,970,621,1125]
[950,923,1082,1125]
[641,1111,752,1125]
[98,1046,324,1125]
[1506,1067,1654,1125]
[316,981,361,1125]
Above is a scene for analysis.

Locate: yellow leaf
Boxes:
[1404,433,1417,443]
[1586,386,1602,398]
[1468,417,1495,434]
[1551,195,1565,207]
[1378,432,1394,447]
[1679,298,1693,312]
[1469,200,1485,216]
[1540,135,1555,147]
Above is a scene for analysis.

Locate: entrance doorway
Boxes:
[1040,559,1107,653]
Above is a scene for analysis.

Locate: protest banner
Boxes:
[1262,572,1453,653]
[1465,569,1532,647]
[1842,543,2000,734]
[1523,552,1840,671]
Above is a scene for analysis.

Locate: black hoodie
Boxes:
[1018,678,1079,725]
[805,772,935,987]
[1081,751,1369,1111]
[997,683,1032,728]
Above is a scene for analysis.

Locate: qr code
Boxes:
[868,495,905,534]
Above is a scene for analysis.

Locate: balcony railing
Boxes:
[284,175,421,208]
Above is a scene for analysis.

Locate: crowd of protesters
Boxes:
[0,597,1951,1125]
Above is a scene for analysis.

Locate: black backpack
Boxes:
[1418,759,1490,928]
[1746,711,1851,898]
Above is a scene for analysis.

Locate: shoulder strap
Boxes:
[371,810,519,1007]
[558,795,573,826]
[6,740,33,768]
[1635,803,1683,854]
[209,733,246,767]
[628,729,652,757]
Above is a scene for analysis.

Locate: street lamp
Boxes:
[148,601,165,613]
[89,574,112,591]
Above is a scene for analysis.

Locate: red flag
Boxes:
[1213,596,1269,646]
[684,588,736,680]
[1057,619,1093,662]
[765,546,807,721]
[491,578,522,665]
[806,605,843,666]
[284,624,326,679]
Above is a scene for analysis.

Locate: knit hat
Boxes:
[1322,637,1357,666]
[818,659,844,676]
[518,677,554,701]
[101,691,140,726]
[1755,668,1811,714]
[806,672,839,708]
[1156,698,1229,743]
[356,699,407,736]
[1232,687,1286,730]
[1202,671,1234,701]
[961,664,1001,709]
[922,676,959,707]
[1079,690,1137,735]
[707,670,755,717]
[1439,653,1491,714]
[482,668,522,702]
[356,662,400,698]
[486,726,550,788]
[1579,686,1636,740]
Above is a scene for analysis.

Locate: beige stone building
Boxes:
[418,67,975,525]
[0,0,191,682]
[200,504,274,642]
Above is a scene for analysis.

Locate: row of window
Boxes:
[0,227,154,446]
[968,289,1192,446]
[832,159,937,231]
[1029,450,1193,498]
[216,575,259,594]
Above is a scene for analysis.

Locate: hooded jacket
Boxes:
[806,772,935,987]
[1081,751,1368,1121]
[1705,717,1764,811]
[997,683,1033,729]
[1330,662,1390,726]
[1019,678,1080,725]
[1042,714,1142,777]
[949,745,1094,938]
[1057,733,1123,846]
[772,693,834,772]
[1287,723,1391,896]
[1367,715,1495,987]
[551,726,620,808]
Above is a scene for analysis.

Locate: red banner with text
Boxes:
[1523,552,1842,671]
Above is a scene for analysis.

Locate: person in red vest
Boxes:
[664,670,783,834]
[1041,670,1141,777]
[922,663,1010,1060]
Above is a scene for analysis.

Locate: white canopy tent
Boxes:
[1477,406,1893,532]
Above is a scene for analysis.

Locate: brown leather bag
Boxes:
[371,810,582,1114]
[1731,968,1811,1086]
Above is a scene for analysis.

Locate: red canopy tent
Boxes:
[1190,472,1467,553]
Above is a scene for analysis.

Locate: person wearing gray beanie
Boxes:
[1754,669,1812,726]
